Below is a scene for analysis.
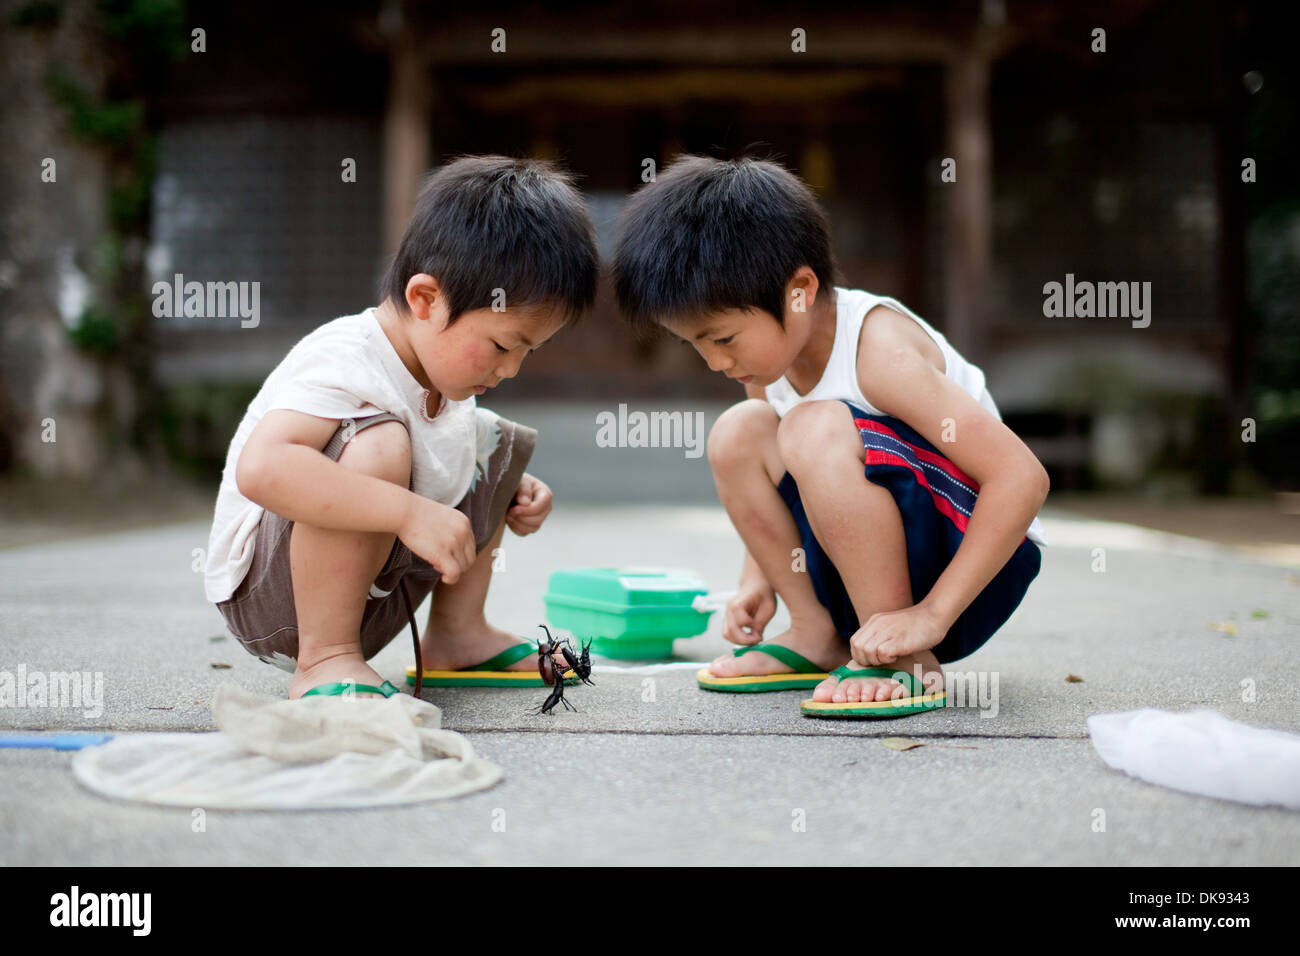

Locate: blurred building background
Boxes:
[1,0,1297,504]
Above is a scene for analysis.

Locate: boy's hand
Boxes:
[506,473,552,536]
[722,584,777,645]
[396,496,476,585]
[849,604,947,666]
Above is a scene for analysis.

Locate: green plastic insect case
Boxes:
[544,567,712,659]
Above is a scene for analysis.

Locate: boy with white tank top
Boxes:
[614,156,1049,719]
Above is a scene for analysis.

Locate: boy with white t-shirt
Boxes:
[206,156,598,700]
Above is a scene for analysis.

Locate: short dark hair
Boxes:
[612,154,838,332]
[380,155,598,324]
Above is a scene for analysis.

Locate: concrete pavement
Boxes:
[2,499,1298,865]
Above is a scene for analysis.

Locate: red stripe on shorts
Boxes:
[854,418,981,492]
[862,447,973,533]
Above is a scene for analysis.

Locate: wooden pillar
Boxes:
[943,18,998,362]
[382,31,433,260]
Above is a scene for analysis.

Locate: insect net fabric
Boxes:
[1087,707,1300,811]
[71,682,502,809]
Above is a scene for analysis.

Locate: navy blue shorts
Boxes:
[776,401,1041,665]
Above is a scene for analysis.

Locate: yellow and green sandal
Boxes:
[800,665,945,718]
[697,643,831,692]
[405,642,577,688]
[302,680,400,698]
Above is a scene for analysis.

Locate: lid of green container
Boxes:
[546,567,707,608]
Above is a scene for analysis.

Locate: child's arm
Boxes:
[852,306,1049,660]
[237,409,476,583]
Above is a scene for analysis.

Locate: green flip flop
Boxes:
[697,643,831,692]
[302,680,400,699]
[800,665,945,718]
[405,641,578,688]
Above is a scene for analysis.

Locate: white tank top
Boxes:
[765,287,1048,547]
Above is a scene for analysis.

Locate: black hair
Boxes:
[380,155,598,324]
[612,154,838,332]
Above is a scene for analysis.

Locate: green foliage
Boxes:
[93,233,123,284]
[109,165,153,229]
[1248,388,1300,488]
[1243,202,1300,488]
[1255,389,1300,423]
[1246,202,1300,389]
[97,0,188,59]
[44,68,144,148]
[67,306,121,355]
[42,1,188,359]
[156,382,262,480]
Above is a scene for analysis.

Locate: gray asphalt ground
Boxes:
[2,401,1299,865]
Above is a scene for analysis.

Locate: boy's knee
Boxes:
[777,401,849,474]
[707,399,778,472]
[336,420,411,488]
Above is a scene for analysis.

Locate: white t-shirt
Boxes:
[204,306,484,604]
[765,287,1048,547]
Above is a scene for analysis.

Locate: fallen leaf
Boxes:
[210,662,232,669]
[1251,609,1270,619]
[1209,621,1238,635]
[882,737,924,751]
[209,635,227,642]
[1066,674,1084,682]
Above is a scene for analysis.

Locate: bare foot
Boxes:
[811,649,944,703]
[289,650,391,699]
[705,615,846,678]
[420,620,567,673]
